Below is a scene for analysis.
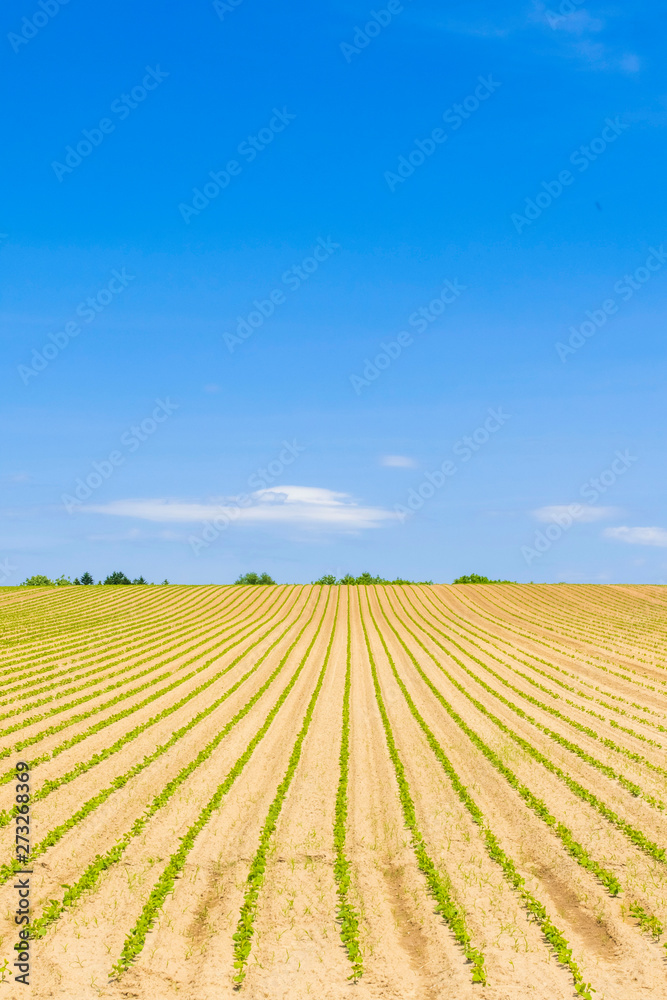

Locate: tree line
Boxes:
[312,572,434,585]
[21,572,169,586]
[19,570,516,587]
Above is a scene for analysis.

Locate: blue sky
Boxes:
[2,0,666,584]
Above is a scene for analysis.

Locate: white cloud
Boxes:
[572,38,608,66]
[604,526,667,548]
[532,504,619,524]
[548,10,605,36]
[83,486,397,532]
[3,472,32,484]
[380,455,418,468]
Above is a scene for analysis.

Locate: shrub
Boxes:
[21,575,53,586]
[453,573,515,584]
[104,571,132,585]
[234,572,276,586]
[316,573,433,585]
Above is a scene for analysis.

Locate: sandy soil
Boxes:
[2,584,667,999]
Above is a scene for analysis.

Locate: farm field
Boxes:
[3,583,667,999]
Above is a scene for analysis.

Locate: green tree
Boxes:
[104,571,132,585]
[132,576,148,585]
[328,573,435,585]
[313,574,337,585]
[21,574,53,586]
[54,575,71,586]
[234,572,276,585]
[453,573,515,584]
[80,572,94,585]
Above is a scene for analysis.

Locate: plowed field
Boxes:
[3,582,667,999]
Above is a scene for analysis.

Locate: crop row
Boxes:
[0,584,242,692]
[0,584,208,665]
[0,583,262,685]
[0,586,307,832]
[0,584,268,694]
[484,586,667,663]
[459,586,661,664]
[374,591,667,940]
[434,588,657,691]
[0,585,159,644]
[358,597,487,984]
[448,587,667,692]
[232,591,340,984]
[28,590,330,939]
[363,591,595,997]
[0,587,246,714]
[394,590,667,811]
[332,599,363,980]
[0,585,300,781]
[420,589,667,737]
[425,587,667,739]
[446,586,659,686]
[0,584,281,724]
[374,591,624,895]
[383,592,667,868]
[0,661,175,738]
[111,589,333,979]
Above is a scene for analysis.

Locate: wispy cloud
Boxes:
[532,504,618,523]
[619,52,641,74]
[380,455,418,468]
[86,528,184,542]
[604,526,667,548]
[424,16,517,38]
[550,10,604,36]
[83,486,397,532]
[572,38,608,65]
[434,4,639,76]
[3,472,33,484]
